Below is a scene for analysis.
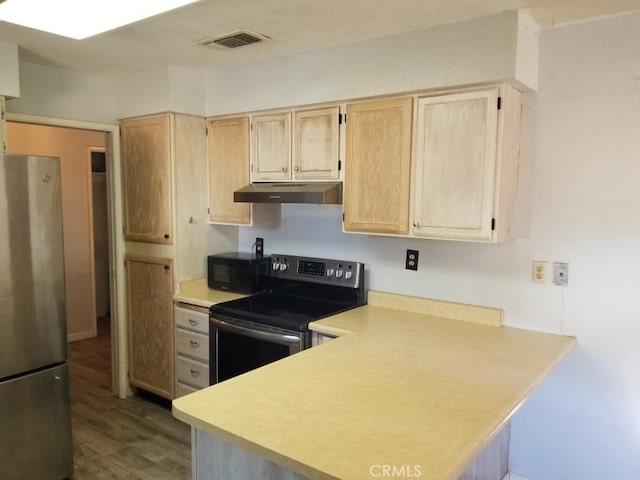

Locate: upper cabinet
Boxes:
[343,84,521,243]
[203,82,522,242]
[251,112,291,181]
[251,106,340,182]
[293,106,340,179]
[206,115,281,226]
[121,114,173,244]
[343,97,413,234]
[412,85,521,242]
[207,116,252,224]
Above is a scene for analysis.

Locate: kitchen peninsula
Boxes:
[172,290,576,480]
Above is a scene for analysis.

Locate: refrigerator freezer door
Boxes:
[0,155,67,379]
[0,363,73,479]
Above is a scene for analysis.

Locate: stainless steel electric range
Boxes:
[209,253,366,384]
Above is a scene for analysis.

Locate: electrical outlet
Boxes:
[532,261,547,283]
[553,262,569,286]
[406,249,419,271]
[255,237,264,257]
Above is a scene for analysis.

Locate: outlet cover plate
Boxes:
[532,260,547,283]
[553,262,569,286]
[406,249,419,271]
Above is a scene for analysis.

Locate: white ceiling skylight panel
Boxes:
[0,0,200,39]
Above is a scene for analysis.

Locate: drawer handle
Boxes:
[190,369,201,377]
[190,340,200,348]
[188,319,199,326]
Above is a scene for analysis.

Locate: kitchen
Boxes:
[1,1,640,479]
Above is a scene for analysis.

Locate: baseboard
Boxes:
[508,473,532,480]
[68,329,97,342]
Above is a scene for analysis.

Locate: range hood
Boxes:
[234,182,342,204]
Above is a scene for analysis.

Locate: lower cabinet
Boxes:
[126,255,175,399]
[193,429,307,480]
[191,422,509,480]
[174,302,210,397]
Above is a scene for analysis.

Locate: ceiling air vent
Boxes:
[195,29,270,49]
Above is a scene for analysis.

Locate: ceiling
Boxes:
[1,0,640,77]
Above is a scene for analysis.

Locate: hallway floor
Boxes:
[67,317,191,480]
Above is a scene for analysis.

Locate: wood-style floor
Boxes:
[67,317,191,480]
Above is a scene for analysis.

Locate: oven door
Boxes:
[209,316,306,384]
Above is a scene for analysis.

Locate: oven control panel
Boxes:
[270,254,363,288]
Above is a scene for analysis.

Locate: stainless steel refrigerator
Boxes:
[0,155,73,479]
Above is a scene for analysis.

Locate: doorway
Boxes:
[90,147,110,318]
[5,113,126,398]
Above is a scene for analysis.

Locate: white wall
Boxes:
[205,11,536,116]
[228,12,640,480]
[7,62,116,123]
[0,41,19,97]
[508,12,640,479]
[6,62,207,123]
[115,65,206,119]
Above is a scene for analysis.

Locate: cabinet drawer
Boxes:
[174,305,209,334]
[176,329,209,362]
[176,382,199,398]
[176,357,209,389]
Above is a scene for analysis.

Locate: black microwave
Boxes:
[207,252,270,294]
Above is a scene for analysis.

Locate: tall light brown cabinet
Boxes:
[121,115,173,244]
[125,255,174,398]
[121,112,209,400]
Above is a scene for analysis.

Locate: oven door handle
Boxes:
[210,317,301,345]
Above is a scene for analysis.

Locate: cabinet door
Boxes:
[207,116,252,224]
[126,255,175,399]
[251,112,291,181]
[293,106,340,179]
[121,115,173,244]
[413,88,499,240]
[344,97,413,234]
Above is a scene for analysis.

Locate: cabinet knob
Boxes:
[190,340,200,348]
[413,221,420,227]
[188,319,199,326]
[190,369,201,377]
[164,265,170,270]
[294,166,299,172]
[164,234,170,239]
[282,167,288,172]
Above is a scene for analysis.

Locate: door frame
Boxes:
[7,112,129,399]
